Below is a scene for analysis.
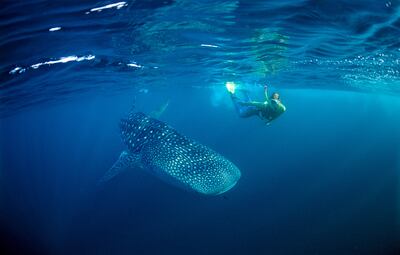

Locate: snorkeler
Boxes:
[226,82,286,124]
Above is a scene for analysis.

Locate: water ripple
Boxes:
[1,0,400,116]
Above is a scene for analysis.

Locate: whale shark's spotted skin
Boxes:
[103,112,241,195]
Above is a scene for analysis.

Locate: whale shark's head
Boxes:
[142,139,242,196]
[188,155,241,195]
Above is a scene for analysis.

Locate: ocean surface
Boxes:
[1,0,400,254]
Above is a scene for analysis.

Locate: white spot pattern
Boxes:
[118,112,241,195]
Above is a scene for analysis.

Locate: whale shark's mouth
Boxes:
[215,181,238,195]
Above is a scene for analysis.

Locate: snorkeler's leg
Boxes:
[230,94,259,118]
[241,90,252,102]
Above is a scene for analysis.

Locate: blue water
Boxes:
[1,1,400,254]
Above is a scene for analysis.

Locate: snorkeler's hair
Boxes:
[271,92,280,99]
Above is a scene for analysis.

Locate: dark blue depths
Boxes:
[1,89,399,255]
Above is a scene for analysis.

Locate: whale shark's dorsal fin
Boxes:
[98,151,140,185]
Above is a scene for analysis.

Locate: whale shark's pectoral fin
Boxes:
[98,151,140,185]
[149,100,170,119]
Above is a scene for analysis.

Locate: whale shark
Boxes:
[100,111,241,195]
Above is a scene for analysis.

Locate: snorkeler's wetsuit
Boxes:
[259,99,286,122]
[231,94,286,122]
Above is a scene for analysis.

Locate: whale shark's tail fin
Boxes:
[98,150,140,185]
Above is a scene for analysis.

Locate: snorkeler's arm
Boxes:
[264,85,271,103]
[257,112,273,125]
